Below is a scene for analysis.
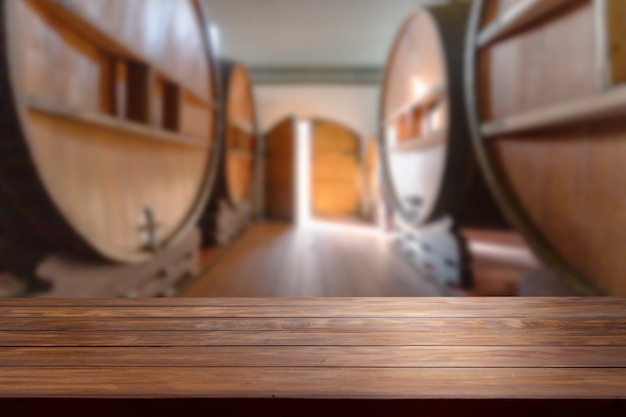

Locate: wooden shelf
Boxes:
[477,0,575,48]
[388,84,446,123]
[35,0,217,109]
[229,119,255,135]
[27,96,211,149]
[481,85,626,137]
[391,130,446,153]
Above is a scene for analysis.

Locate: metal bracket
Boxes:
[138,206,161,253]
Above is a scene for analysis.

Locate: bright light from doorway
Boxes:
[296,120,312,227]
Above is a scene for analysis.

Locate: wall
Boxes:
[254,84,380,139]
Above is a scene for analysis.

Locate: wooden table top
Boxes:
[0,297,625,416]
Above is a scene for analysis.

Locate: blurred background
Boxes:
[0,0,623,298]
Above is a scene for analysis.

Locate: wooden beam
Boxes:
[27,96,211,149]
[481,85,626,137]
[391,130,446,153]
[0,297,623,308]
[34,0,215,107]
[3,297,626,318]
[477,0,578,47]
[2,345,625,368]
[1,366,625,398]
[387,84,446,123]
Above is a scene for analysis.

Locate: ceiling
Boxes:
[202,0,446,69]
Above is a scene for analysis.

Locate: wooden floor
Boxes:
[0,297,625,416]
[183,222,444,297]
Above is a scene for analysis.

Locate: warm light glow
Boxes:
[429,105,444,131]
[305,219,385,238]
[296,120,312,227]
[411,77,427,101]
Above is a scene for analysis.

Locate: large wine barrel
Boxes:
[466,0,626,295]
[0,0,220,263]
[219,61,258,208]
[200,61,257,245]
[379,3,506,230]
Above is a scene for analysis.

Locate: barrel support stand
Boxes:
[29,228,201,298]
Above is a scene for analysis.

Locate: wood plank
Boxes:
[391,130,446,153]
[1,329,625,347]
[33,0,215,107]
[0,367,625,398]
[27,96,211,149]
[477,0,578,47]
[0,297,624,308]
[1,346,625,368]
[1,300,624,318]
[0,298,625,408]
[1,316,624,334]
[481,84,626,137]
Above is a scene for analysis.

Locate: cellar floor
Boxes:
[182,221,444,297]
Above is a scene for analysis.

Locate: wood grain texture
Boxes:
[224,63,257,207]
[469,0,626,295]
[0,297,625,415]
[1,296,623,308]
[182,223,443,297]
[2,316,624,333]
[1,367,626,398]
[1,329,625,347]
[2,301,625,318]
[608,0,626,84]
[0,0,218,263]
[199,62,257,246]
[381,9,449,224]
[311,120,361,218]
[2,345,625,367]
[264,120,296,221]
[360,138,380,222]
